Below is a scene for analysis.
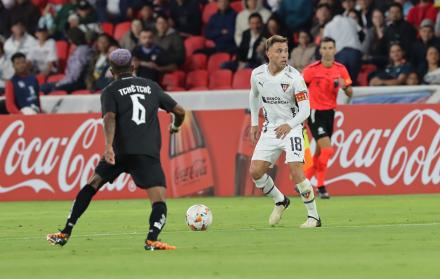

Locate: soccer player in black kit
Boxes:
[47,49,185,251]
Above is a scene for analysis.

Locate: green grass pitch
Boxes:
[1,195,439,279]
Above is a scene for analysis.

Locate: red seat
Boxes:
[230,1,243,13]
[47,90,68,96]
[55,40,69,73]
[36,74,46,85]
[162,71,186,90]
[184,36,206,57]
[186,70,208,90]
[71,89,92,95]
[202,3,218,24]
[209,69,233,89]
[47,74,65,83]
[232,68,252,89]
[184,53,207,71]
[357,64,377,86]
[49,0,68,4]
[101,22,114,36]
[207,52,230,73]
[113,21,131,41]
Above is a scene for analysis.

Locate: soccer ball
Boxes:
[186,204,213,231]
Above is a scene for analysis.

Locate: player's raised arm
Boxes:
[249,72,260,144]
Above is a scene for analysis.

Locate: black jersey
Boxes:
[100,74,177,158]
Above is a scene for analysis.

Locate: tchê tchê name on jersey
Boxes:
[118,85,152,96]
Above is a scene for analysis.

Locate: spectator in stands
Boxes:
[86,33,116,91]
[363,9,387,68]
[262,14,286,38]
[369,43,412,86]
[310,3,332,42]
[132,28,165,82]
[277,0,313,33]
[235,0,271,45]
[3,21,37,59]
[27,27,58,77]
[41,27,92,94]
[138,3,156,30]
[394,0,413,17]
[347,9,366,44]
[3,0,40,38]
[407,0,438,29]
[204,0,237,54]
[411,19,440,78]
[155,14,186,70]
[5,52,41,114]
[52,0,78,39]
[383,3,416,58]
[289,30,315,72]
[0,2,7,38]
[406,72,420,85]
[357,0,374,28]
[422,45,440,84]
[169,0,202,37]
[95,0,142,23]
[341,0,356,17]
[264,0,281,12]
[323,12,363,82]
[38,3,56,32]
[152,0,171,17]
[74,0,101,42]
[0,41,14,94]
[222,12,265,71]
[119,19,142,52]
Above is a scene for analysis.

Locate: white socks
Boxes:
[297,179,319,219]
[254,174,285,204]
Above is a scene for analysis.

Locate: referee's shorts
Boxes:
[308,109,335,140]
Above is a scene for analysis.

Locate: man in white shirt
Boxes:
[3,21,37,59]
[249,35,321,228]
[27,27,58,76]
[323,14,363,82]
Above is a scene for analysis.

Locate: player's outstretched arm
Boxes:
[170,104,185,133]
[103,112,116,164]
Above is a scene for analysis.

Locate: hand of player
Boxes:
[104,145,115,165]
[275,124,292,139]
[338,77,346,89]
[169,123,180,134]
[249,126,259,145]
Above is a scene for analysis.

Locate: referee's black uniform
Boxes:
[96,73,177,188]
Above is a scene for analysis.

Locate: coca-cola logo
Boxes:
[174,158,208,185]
[313,109,440,187]
[0,119,133,194]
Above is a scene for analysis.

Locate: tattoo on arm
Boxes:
[103,112,116,146]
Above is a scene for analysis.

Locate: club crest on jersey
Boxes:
[281,83,289,92]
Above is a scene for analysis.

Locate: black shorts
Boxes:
[308,109,335,140]
[95,155,166,189]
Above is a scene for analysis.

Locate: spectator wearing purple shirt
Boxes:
[41,28,92,94]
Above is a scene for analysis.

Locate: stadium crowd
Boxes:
[1,0,440,113]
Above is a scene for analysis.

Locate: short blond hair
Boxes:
[265,35,288,50]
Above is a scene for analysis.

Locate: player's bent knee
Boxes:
[87,174,106,190]
[249,166,265,181]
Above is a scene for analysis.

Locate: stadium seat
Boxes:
[230,1,243,13]
[184,36,206,57]
[113,21,131,41]
[55,40,69,73]
[184,53,207,71]
[207,52,230,73]
[209,69,233,89]
[186,70,208,90]
[162,71,186,90]
[357,64,377,86]
[232,68,252,89]
[71,90,92,95]
[36,74,46,86]
[49,0,68,4]
[202,2,218,24]
[101,22,114,36]
[47,74,65,83]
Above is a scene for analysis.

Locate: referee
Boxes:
[47,49,185,250]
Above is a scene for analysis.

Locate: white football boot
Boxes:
[269,196,290,225]
[300,216,322,228]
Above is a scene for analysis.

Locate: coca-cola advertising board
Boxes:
[0,104,438,201]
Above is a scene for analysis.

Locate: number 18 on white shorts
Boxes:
[251,127,305,166]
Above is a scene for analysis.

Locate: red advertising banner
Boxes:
[0,104,438,201]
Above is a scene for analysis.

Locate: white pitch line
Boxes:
[0,222,439,241]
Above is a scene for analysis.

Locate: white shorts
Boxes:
[251,127,305,166]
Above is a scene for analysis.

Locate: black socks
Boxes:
[147,201,167,241]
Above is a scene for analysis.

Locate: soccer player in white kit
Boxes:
[249,35,321,228]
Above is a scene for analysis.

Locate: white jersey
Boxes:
[250,64,308,131]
